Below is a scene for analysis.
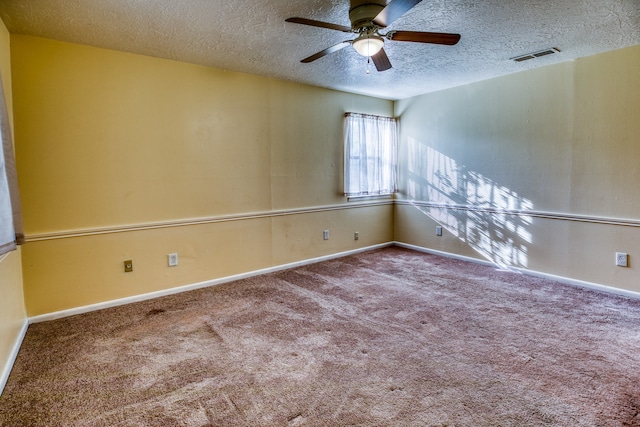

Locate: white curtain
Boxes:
[344,112,397,197]
[0,71,23,255]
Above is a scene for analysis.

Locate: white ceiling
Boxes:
[0,0,639,100]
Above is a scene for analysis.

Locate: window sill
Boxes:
[347,194,395,202]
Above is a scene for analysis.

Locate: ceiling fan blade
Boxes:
[388,31,461,45]
[373,0,423,27]
[301,41,352,63]
[372,48,392,71]
[285,17,352,33]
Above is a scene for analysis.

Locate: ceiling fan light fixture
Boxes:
[352,36,384,57]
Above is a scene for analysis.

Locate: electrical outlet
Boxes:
[168,253,178,267]
[124,260,133,272]
[354,231,359,241]
[323,230,329,240]
[436,226,443,236]
[615,252,628,267]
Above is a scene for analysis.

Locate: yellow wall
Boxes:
[11,35,394,316]
[10,32,640,317]
[0,17,27,385]
[395,44,640,292]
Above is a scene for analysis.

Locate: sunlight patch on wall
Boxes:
[406,138,533,268]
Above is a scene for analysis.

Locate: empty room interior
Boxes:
[1,0,639,425]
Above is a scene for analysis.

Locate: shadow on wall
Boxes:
[405,137,533,268]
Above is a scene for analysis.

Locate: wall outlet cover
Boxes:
[168,253,178,267]
[615,252,628,267]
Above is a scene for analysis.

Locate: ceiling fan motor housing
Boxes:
[349,1,385,29]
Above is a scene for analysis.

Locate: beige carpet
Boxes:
[1,246,640,426]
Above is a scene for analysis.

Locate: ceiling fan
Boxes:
[285,0,461,72]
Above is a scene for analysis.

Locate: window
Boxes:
[0,72,23,255]
[344,112,397,197]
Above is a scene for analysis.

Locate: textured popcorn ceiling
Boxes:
[0,0,639,100]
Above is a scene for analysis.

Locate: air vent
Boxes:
[511,47,561,62]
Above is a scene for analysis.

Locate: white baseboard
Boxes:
[508,266,640,300]
[394,242,497,268]
[394,241,640,300]
[29,243,393,324]
[0,318,28,396]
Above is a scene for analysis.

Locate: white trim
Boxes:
[29,243,393,324]
[394,242,497,267]
[0,318,28,397]
[396,200,640,228]
[507,266,640,300]
[347,194,394,202]
[25,200,640,243]
[25,201,393,242]
[394,241,640,300]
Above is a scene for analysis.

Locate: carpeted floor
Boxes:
[1,246,640,426]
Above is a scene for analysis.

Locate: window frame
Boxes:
[343,112,398,198]
[0,71,23,255]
